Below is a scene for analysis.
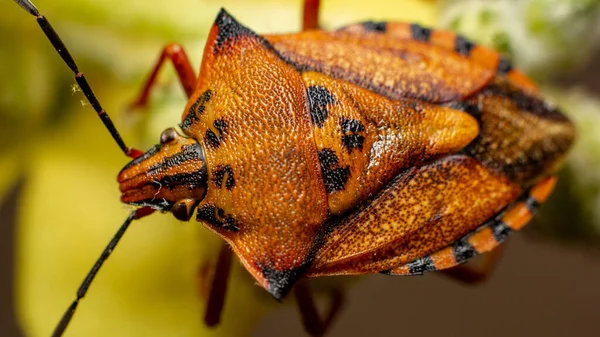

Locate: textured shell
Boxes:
[179,9,574,299]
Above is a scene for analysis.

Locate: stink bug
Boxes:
[14,0,575,336]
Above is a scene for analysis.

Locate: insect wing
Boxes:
[309,155,521,276]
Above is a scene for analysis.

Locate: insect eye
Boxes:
[160,127,179,144]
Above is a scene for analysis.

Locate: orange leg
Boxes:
[129,43,197,110]
[198,243,233,327]
[303,0,321,31]
[440,245,505,284]
[294,281,344,337]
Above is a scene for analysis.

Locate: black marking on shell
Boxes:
[410,23,431,42]
[339,117,365,151]
[260,263,310,301]
[307,85,335,128]
[451,238,477,264]
[196,204,239,232]
[212,164,235,190]
[214,9,253,51]
[180,89,212,131]
[340,117,365,133]
[491,220,512,243]
[213,119,227,134]
[524,196,541,214]
[121,145,160,171]
[497,56,513,74]
[318,148,350,194]
[158,168,208,190]
[455,35,475,56]
[362,21,387,33]
[205,130,220,147]
[204,119,228,148]
[148,143,205,174]
[212,8,281,56]
[342,135,365,150]
[407,256,437,275]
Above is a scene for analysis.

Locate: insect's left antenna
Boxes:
[51,207,155,337]
[13,0,143,159]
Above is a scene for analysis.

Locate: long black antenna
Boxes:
[51,207,154,337]
[13,0,142,159]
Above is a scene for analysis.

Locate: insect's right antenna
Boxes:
[51,207,155,337]
[13,0,143,159]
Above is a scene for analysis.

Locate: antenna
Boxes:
[13,0,143,159]
[51,207,155,337]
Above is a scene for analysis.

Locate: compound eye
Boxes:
[160,127,179,145]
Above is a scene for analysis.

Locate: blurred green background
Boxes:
[1,0,599,337]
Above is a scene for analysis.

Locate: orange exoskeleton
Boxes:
[14,0,575,336]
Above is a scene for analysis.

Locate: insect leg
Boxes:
[293,281,344,337]
[303,0,321,31]
[13,0,143,159]
[51,207,155,337]
[129,43,197,110]
[203,242,233,327]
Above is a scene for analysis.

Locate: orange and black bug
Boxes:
[14,0,575,336]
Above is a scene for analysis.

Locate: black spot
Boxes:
[212,8,279,55]
[524,196,541,215]
[340,117,365,133]
[410,23,431,42]
[196,204,239,232]
[362,21,387,32]
[260,264,309,300]
[318,149,350,194]
[180,114,195,131]
[407,256,437,275]
[204,119,227,148]
[307,85,335,127]
[339,117,365,151]
[213,9,253,51]
[491,221,512,243]
[212,164,235,190]
[213,118,227,134]
[205,130,220,147]
[497,56,513,74]
[451,239,477,264]
[180,89,212,131]
[342,135,365,150]
[455,35,475,56]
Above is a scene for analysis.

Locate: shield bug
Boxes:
[14,0,575,336]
